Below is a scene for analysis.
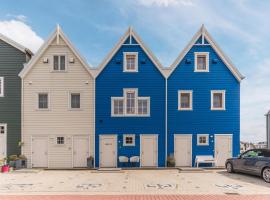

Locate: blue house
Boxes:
[94,27,166,168]
[167,25,244,167]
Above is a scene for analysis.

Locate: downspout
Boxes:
[165,78,168,166]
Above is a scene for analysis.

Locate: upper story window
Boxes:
[56,136,65,145]
[123,52,138,72]
[112,89,150,117]
[0,77,4,97]
[0,124,6,135]
[70,93,81,109]
[38,93,49,110]
[211,90,225,110]
[123,134,135,146]
[197,134,209,146]
[178,90,193,110]
[53,55,66,71]
[194,52,209,72]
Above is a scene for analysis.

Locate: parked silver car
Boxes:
[225,149,270,183]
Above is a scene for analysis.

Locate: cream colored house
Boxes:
[19,26,94,168]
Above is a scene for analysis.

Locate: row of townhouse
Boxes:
[0,25,244,168]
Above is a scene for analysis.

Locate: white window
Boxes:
[194,52,209,72]
[0,124,6,135]
[123,134,135,146]
[56,136,65,145]
[138,97,150,115]
[112,97,124,116]
[111,89,150,117]
[211,90,225,110]
[38,93,49,109]
[0,77,4,97]
[197,134,209,146]
[178,90,193,110]
[53,55,66,71]
[125,90,136,115]
[123,52,138,72]
[70,93,80,109]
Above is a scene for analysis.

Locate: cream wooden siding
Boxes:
[22,36,94,168]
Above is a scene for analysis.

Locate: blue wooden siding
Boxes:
[95,38,166,167]
[167,43,240,165]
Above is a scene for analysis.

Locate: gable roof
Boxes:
[91,27,165,78]
[167,25,245,82]
[19,25,93,78]
[0,33,33,55]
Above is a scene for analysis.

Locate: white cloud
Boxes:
[136,0,194,7]
[0,19,43,53]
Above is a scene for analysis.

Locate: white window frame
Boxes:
[178,90,193,110]
[56,136,65,145]
[137,97,150,116]
[111,97,124,116]
[211,90,225,110]
[123,134,135,146]
[52,54,67,72]
[68,91,82,110]
[124,88,138,116]
[37,92,50,110]
[0,123,7,158]
[0,77,4,97]
[194,52,209,72]
[123,52,138,72]
[197,134,209,146]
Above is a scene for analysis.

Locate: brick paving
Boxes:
[0,195,270,200]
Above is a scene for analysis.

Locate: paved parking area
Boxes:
[0,169,269,195]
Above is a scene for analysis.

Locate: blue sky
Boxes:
[0,0,269,142]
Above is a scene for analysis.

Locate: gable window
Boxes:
[53,55,66,71]
[178,90,192,110]
[112,98,124,116]
[38,93,49,109]
[111,89,150,117]
[56,136,65,145]
[194,52,209,72]
[123,134,135,146]
[123,52,138,72]
[70,93,81,109]
[197,134,209,146]
[0,77,3,97]
[211,90,225,110]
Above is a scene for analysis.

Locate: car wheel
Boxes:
[262,167,270,183]
[226,162,234,173]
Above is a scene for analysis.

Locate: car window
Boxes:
[242,150,260,158]
[262,150,270,157]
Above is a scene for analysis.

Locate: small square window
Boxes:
[197,134,209,146]
[123,134,135,146]
[211,90,225,110]
[70,93,80,109]
[38,93,49,109]
[0,77,4,97]
[56,136,65,145]
[195,52,209,72]
[53,55,66,71]
[178,91,192,110]
[124,52,138,72]
[0,124,6,134]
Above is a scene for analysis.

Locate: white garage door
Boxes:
[32,136,48,168]
[140,135,158,167]
[73,136,90,167]
[174,134,192,167]
[215,135,232,167]
[99,135,117,168]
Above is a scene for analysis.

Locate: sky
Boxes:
[0,0,269,143]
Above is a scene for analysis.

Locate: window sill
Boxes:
[197,144,209,146]
[36,109,50,111]
[178,108,193,111]
[68,108,83,111]
[211,108,226,111]
[194,70,209,72]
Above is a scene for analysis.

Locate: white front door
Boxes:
[32,136,48,168]
[99,135,117,168]
[73,136,89,167]
[215,135,232,167]
[140,135,158,167]
[174,134,192,167]
[0,124,7,159]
